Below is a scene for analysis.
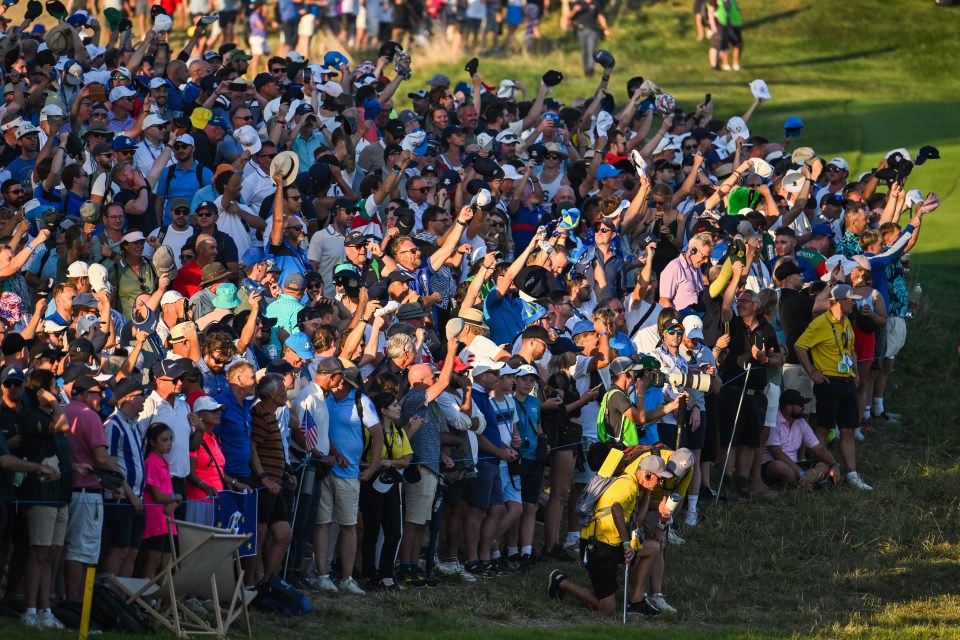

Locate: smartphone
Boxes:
[723,321,730,335]
[303,67,312,83]
[704,93,712,105]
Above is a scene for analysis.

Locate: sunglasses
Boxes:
[173,144,190,150]
[2,380,22,388]
[825,166,842,173]
[211,356,231,365]
[664,328,685,335]
[488,221,505,228]
[545,154,563,160]
[91,112,109,119]
[197,211,216,217]
[271,67,287,73]
[172,208,189,215]
[736,298,757,305]
[409,187,429,193]
[237,115,253,122]
[181,253,196,262]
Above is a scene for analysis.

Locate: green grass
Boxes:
[3,0,960,638]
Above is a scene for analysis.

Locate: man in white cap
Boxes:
[154,133,213,225]
[7,122,41,184]
[37,104,64,148]
[107,86,138,133]
[823,157,849,196]
[156,290,187,344]
[133,113,173,176]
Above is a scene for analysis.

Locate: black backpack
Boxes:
[252,574,313,615]
[91,582,152,633]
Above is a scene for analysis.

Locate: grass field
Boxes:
[2,0,959,638]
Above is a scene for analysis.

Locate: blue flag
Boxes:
[215,490,258,557]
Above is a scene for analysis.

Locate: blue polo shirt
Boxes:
[156,160,213,222]
[266,238,310,283]
[214,389,254,479]
[326,389,377,479]
[472,388,503,449]
[483,290,524,347]
[638,386,664,446]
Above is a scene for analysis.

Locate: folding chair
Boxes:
[176,520,257,638]
[107,521,250,638]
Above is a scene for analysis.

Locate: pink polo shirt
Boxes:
[64,400,107,489]
[761,411,820,464]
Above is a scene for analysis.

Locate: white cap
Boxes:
[476,132,493,151]
[109,86,137,102]
[495,130,520,144]
[820,254,850,282]
[122,231,146,243]
[471,357,505,377]
[682,315,704,341]
[496,79,518,99]
[827,157,849,171]
[233,125,262,155]
[500,164,523,181]
[16,122,40,138]
[515,364,539,378]
[175,133,196,146]
[317,80,343,97]
[193,395,225,412]
[40,104,64,122]
[76,313,99,336]
[43,320,68,333]
[85,44,106,59]
[149,77,168,90]
[66,261,89,278]
[781,169,806,193]
[160,290,184,306]
[726,116,750,139]
[87,263,111,294]
[653,136,681,155]
[142,113,169,129]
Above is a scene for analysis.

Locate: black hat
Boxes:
[72,375,102,395]
[384,120,405,139]
[385,270,414,284]
[253,72,277,89]
[152,359,184,379]
[689,127,716,142]
[266,359,295,375]
[378,40,403,61]
[333,197,359,211]
[396,302,428,320]
[69,338,95,357]
[592,50,615,69]
[465,179,490,196]
[1,334,26,357]
[61,363,91,384]
[438,170,461,191]
[542,70,564,87]
[297,306,324,325]
[395,207,416,234]
[464,57,479,77]
[472,157,503,180]
[779,388,811,408]
[517,265,556,299]
[915,145,940,165]
[549,336,583,355]
[112,377,144,401]
[29,342,63,361]
[315,356,345,375]
[521,325,555,344]
[343,230,369,247]
[774,260,804,283]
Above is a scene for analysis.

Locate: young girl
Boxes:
[141,423,182,578]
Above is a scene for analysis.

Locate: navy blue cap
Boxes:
[112,135,137,151]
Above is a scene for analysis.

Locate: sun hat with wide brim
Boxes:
[270,150,300,186]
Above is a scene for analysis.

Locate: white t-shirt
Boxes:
[215,196,255,256]
[143,225,194,267]
[294,381,331,455]
[625,294,662,354]
[572,355,610,440]
[459,334,503,366]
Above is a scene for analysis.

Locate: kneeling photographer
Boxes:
[547,454,673,617]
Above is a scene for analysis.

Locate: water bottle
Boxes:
[906,283,922,318]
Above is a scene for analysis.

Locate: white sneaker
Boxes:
[683,510,699,527]
[38,610,66,630]
[732,63,741,71]
[317,574,339,592]
[666,528,685,545]
[21,612,40,627]
[647,592,677,614]
[854,427,865,442]
[563,537,580,551]
[339,576,365,595]
[437,559,477,582]
[846,472,873,491]
[722,64,732,71]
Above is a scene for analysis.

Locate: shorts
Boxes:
[693,0,707,14]
[764,382,781,428]
[783,364,817,413]
[249,35,270,56]
[813,377,859,430]
[104,500,146,550]
[316,475,361,526]
[505,4,523,25]
[485,6,500,33]
[579,539,623,600]
[573,437,599,484]
[257,488,290,525]
[500,463,521,504]
[884,317,907,359]
[65,492,104,564]
[519,458,543,504]
[142,534,174,553]
[468,460,503,510]
[462,17,482,36]
[761,458,817,483]
[403,469,439,525]
[218,10,239,29]
[657,421,683,450]
[26,505,68,547]
[443,478,467,506]
[687,410,707,450]
[718,24,743,50]
[136,0,149,16]
[298,14,317,36]
[719,386,763,449]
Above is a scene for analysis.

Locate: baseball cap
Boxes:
[811,223,833,238]
[283,272,305,291]
[112,378,144,401]
[609,356,638,378]
[193,395,225,412]
[343,230,369,247]
[681,315,704,341]
[152,359,184,379]
[66,261,89,278]
[284,332,315,360]
[829,284,863,301]
[315,356,345,375]
[666,448,696,478]
[774,260,804,283]
[471,357,505,377]
[596,164,622,180]
[779,388,812,407]
[520,325,555,345]
[0,365,24,383]
[639,455,674,478]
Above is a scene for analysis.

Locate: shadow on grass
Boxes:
[749,46,899,69]
[740,5,813,31]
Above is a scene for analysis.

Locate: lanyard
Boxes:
[830,320,849,355]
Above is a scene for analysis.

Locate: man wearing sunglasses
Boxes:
[718,266,782,500]
[155,133,213,226]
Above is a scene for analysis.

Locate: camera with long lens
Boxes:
[648,370,713,393]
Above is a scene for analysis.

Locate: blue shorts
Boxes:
[505,4,523,25]
[469,460,504,510]
[499,462,521,504]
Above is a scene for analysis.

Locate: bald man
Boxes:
[395,339,459,585]
[172,234,219,298]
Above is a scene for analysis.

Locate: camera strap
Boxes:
[628,301,657,339]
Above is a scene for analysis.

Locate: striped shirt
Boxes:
[104,408,146,497]
[251,404,287,483]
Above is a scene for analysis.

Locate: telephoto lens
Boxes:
[666,371,713,393]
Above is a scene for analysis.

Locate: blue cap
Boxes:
[571,320,596,337]
[811,223,833,237]
[596,164,622,180]
[706,149,728,165]
[453,81,471,97]
[0,365,24,383]
[66,13,88,27]
[520,300,546,326]
[821,193,843,207]
[784,116,805,130]
[362,98,382,121]
[284,332,315,361]
[207,117,229,130]
[323,51,349,69]
[112,135,137,151]
[240,247,267,269]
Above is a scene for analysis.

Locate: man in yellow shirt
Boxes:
[546,456,672,616]
[794,284,872,491]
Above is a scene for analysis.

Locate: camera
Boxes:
[648,370,713,393]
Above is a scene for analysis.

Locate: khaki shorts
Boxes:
[65,492,104,564]
[763,381,781,428]
[884,316,907,359]
[317,475,360,526]
[782,364,816,413]
[403,470,439,525]
[249,35,270,56]
[27,505,69,547]
[298,14,316,36]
